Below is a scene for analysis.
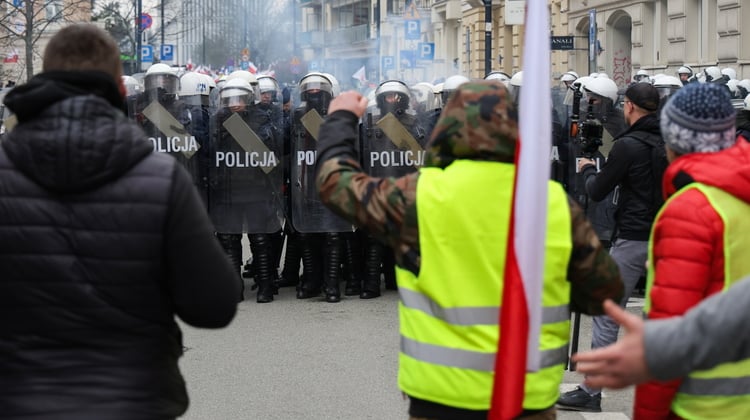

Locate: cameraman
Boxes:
[558,82,664,413]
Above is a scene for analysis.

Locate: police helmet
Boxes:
[257,75,280,103]
[299,72,334,98]
[322,73,341,97]
[375,80,411,115]
[441,74,470,103]
[298,72,334,112]
[410,82,437,112]
[744,93,750,111]
[201,73,216,90]
[508,71,523,103]
[485,71,511,84]
[737,79,750,98]
[144,63,179,95]
[220,78,254,109]
[634,69,650,82]
[180,72,210,97]
[560,71,578,83]
[677,65,693,77]
[652,75,682,101]
[121,75,142,97]
[227,70,260,99]
[727,79,741,98]
[704,66,723,83]
[179,72,210,106]
[721,67,737,81]
[583,76,619,103]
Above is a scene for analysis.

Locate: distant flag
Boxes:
[352,65,367,83]
[247,61,258,74]
[489,0,551,418]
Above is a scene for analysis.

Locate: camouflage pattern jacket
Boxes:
[316,82,622,314]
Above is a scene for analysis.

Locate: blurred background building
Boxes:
[0,0,748,89]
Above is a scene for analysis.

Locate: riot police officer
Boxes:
[290,72,352,302]
[255,75,286,283]
[179,71,213,206]
[360,80,428,298]
[122,75,142,117]
[136,63,199,190]
[209,78,284,303]
[440,74,469,104]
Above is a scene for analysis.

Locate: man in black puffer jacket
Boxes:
[0,24,239,419]
[558,82,666,413]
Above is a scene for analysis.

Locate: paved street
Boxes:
[179,281,643,419]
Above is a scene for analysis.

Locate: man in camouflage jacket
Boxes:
[315,81,623,418]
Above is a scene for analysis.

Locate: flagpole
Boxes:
[489,0,551,418]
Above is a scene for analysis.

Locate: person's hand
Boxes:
[328,90,369,118]
[577,157,596,172]
[572,300,651,389]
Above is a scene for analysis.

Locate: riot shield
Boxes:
[550,87,570,187]
[290,106,353,233]
[208,107,284,234]
[362,111,428,179]
[183,101,213,208]
[137,96,206,196]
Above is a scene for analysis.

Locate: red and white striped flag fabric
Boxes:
[489,0,551,418]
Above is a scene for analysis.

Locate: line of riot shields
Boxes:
[128,70,628,247]
[128,70,284,236]
[127,72,445,239]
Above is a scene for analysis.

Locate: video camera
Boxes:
[569,82,603,158]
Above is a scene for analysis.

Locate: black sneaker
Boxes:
[556,386,602,412]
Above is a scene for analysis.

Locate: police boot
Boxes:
[217,233,245,302]
[250,233,275,303]
[296,234,321,299]
[323,233,342,303]
[270,228,285,286]
[382,249,398,291]
[343,231,363,296]
[277,230,302,288]
[361,237,383,299]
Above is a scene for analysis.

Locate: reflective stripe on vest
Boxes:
[401,336,569,371]
[396,160,572,411]
[646,184,750,419]
[399,287,570,326]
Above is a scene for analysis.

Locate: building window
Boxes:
[46,0,63,21]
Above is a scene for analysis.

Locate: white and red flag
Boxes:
[489,0,551,418]
[352,65,367,83]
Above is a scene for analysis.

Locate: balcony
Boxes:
[297,30,325,48]
[328,24,369,46]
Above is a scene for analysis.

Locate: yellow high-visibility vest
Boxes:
[396,160,572,410]
[645,184,750,419]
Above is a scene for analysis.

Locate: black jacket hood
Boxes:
[1,72,152,193]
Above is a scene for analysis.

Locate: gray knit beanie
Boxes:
[660,82,737,155]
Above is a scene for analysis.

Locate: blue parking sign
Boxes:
[400,50,415,69]
[141,45,153,63]
[404,20,420,40]
[160,44,174,61]
[417,43,435,61]
[382,56,394,70]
